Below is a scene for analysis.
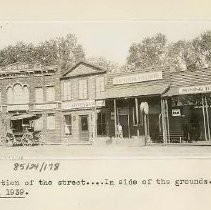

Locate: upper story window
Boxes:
[63,80,71,101]
[96,76,105,97]
[23,85,29,102]
[35,87,44,103]
[13,84,23,104]
[7,84,29,104]
[79,79,88,99]
[46,86,55,102]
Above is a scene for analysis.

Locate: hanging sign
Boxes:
[172,109,181,116]
[179,85,211,95]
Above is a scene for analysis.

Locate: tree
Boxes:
[87,56,119,72]
[192,31,211,67]
[165,40,201,71]
[127,33,167,70]
[0,33,85,70]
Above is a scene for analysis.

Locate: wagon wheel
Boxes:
[0,135,7,146]
[0,133,15,146]
[21,133,33,146]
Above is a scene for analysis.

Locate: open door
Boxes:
[79,115,89,141]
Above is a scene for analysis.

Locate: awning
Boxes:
[163,84,211,97]
[10,113,38,121]
[97,84,170,100]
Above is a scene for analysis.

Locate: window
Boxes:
[23,85,29,103]
[13,84,23,104]
[79,79,88,99]
[96,77,105,96]
[34,114,43,131]
[47,113,56,130]
[35,87,43,103]
[7,84,29,104]
[46,86,55,102]
[64,115,72,135]
[97,112,106,136]
[63,81,71,100]
[7,87,13,104]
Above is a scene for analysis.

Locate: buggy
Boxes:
[0,113,42,146]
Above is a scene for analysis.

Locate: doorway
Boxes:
[118,115,129,138]
[79,115,89,141]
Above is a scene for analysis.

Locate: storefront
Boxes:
[61,100,106,142]
[162,68,211,143]
[60,62,107,143]
[96,67,170,143]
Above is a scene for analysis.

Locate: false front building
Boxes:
[96,66,170,144]
[60,62,107,143]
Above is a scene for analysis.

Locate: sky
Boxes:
[0,21,211,65]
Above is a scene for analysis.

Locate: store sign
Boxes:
[179,85,211,95]
[172,109,181,116]
[62,100,105,110]
[113,71,163,85]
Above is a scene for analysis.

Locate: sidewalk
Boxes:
[1,143,211,159]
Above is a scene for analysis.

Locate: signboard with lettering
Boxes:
[179,85,211,95]
[113,71,163,85]
[62,100,105,110]
[172,109,181,117]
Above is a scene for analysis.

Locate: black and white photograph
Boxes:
[1,1,211,210]
[0,21,211,158]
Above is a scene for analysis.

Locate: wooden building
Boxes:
[60,62,107,143]
[96,66,171,144]
[162,68,211,143]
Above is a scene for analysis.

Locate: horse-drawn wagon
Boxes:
[0,113,42,146]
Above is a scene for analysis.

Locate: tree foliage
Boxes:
[127,33,167,70]
[87,56,119,72]
[127,31,211,72]
[0,33,85,70]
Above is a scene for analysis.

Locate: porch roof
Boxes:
[97,84,170,100]
[10,113,37,121]
[162,87,179,97]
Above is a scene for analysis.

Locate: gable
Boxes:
[63,62,105,78]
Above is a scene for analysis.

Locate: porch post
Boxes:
[202,96,208,141]
[128,100,131,138]
[204,96,211,141]
[135,98,140,138]
[114,99,117,138]
[161,99,167,144]
[165,99,170,143]
[94,100,97,139]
